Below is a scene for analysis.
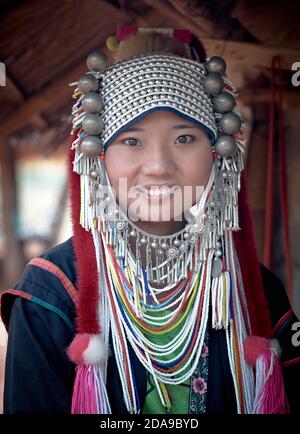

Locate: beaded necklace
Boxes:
[90,200,255,413]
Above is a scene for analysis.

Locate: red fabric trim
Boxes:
[29,258,78,305]
[117,25,137,41]
[272,309,293,334]
[116,26,191,44]
[0,289,32,330]
[233,174,272,338]
[1,289,32,301]
[282,356,300,368]
[173,29,191,44]
[68,137,100,334]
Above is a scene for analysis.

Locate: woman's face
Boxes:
[105,110,213,232]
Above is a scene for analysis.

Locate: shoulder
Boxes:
[1,237,78,330]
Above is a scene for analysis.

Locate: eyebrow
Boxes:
[121,124,197,133]
[121,126,144,132]
[172,124,197,130]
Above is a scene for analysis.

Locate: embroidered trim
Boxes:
[0,289,74,331]
[189,330,209,414]
[28,258,78,305]
[282,356,300,368]
[272,309,294,336]
[31,296,74,330]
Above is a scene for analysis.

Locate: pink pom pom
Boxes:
[67,333,92,365]
[243,336,270,366]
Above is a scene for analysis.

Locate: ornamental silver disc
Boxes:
[116,221,128,231]
[166,246,179,260]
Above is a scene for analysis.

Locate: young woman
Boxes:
[1,26,299,414]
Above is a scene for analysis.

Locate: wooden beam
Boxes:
[201,38,300,71]
[144,0,207,36]
[0,6,163,137]
[169,0,225,37]
[4,73,48,129]
[145,0,300,70]
[239,88,300,109]
[0,137,25,288]
[0,61,87,136]
[1,1,299,137]
[169,0,254,40]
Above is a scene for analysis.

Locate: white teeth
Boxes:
[138,185,180,197]
[149,189,161,196]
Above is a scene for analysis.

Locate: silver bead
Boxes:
[80,136,103,157]
[140,237,147,244]
[203,73,224,95]
[220,112,242,135]
[215,250,222,257]
[173,239,181,247]
[188,235,198,245]
[116,221,126,231]
[157,248,164,257]
[105,196,111,203]
[214,92,236,113]
[82,114,104,135]
[86,51,108,72]
[82,92,104,113]
[161,242,168,249]
[151,242,157,249]
[183,233,190,240]
[216,241,222,249]
[215,135,237,157]
[89,170,98,179]
[78,74,98,94]
[179,242,187,252]
[130,230,136,237]
[206,56,226,74]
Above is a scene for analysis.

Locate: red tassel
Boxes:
[71,365,111,414]
[244,337,290,413]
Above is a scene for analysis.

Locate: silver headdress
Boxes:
[70,50,245,289]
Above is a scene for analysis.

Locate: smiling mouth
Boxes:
[136,185,181,199]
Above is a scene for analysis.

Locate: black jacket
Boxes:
[1,238,299,414]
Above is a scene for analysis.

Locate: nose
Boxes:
[140,142,177,177]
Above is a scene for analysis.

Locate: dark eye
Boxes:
[176,135,194,144]
[123,138,140,147]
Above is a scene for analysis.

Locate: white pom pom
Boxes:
[83,334,109,365]
[270,338,282,358]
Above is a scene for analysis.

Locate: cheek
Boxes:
[182,146,213,187]
[104,150,137,195]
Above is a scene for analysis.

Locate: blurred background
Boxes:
[0,1,299,314]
